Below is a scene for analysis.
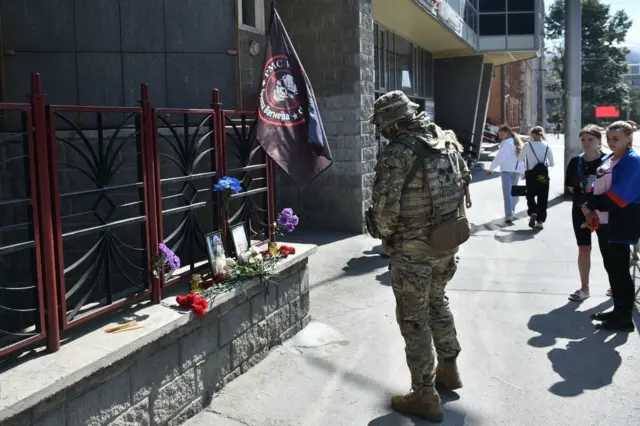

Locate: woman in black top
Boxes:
[565,125,609,302]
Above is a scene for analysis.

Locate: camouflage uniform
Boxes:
[368,91,470,421]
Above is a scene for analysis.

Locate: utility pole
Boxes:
[564,0,582,181]
[539,29,547,126]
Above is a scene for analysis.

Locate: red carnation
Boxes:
[192,297,209,318]
[176,293,196,308]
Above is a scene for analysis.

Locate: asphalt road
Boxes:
[185,136,640,426]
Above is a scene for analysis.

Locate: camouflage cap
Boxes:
[369,90,420,130]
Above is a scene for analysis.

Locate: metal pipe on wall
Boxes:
[564,0,582,179]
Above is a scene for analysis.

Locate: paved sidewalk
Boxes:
[185,138,640,425]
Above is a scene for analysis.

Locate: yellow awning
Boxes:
[373,0,475,56]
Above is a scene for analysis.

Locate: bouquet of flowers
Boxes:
[176,293,209,318]
[275,208,299,234]
[213,176,242,211]
[151,243,180,278]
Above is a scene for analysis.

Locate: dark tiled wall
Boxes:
[1,0,238,109]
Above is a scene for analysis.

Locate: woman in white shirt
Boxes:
[488,124,526,224]
[517,126,555,229]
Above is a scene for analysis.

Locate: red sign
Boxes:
[595,106,620,118]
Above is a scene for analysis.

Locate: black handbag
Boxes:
[511,185,526,197]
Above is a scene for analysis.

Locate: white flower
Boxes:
[250,246,260,257]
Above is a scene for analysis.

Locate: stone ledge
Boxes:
[0,243,316,426]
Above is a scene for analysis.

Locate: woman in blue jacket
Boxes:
[582,120,640,331]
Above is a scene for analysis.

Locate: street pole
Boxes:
[564,0,582,183]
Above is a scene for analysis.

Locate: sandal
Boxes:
[606,288,612,297]
[569,289,590,302]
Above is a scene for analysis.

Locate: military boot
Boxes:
[436,357,463,391]
[391,388,443,422]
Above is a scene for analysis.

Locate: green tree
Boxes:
[546,0,632,123]
[550,108,564,123]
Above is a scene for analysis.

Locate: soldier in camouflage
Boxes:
[368,91,471,422]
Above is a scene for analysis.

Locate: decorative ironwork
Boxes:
[224,113,270,245]
[154,110,219,285]
[0,106,46,357]
[48,107,151,327]
[0,76,276,358]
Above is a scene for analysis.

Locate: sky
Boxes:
[545,0,640,47]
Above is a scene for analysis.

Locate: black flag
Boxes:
[256,6,332,189]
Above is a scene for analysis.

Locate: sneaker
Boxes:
[535,222,544,229]
[391,388,443,422]
[528,213,537,229]
[505,216,514,224]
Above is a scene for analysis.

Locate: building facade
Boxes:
[486,58,541,134]
[624,63,640,87]
[0,0,543,233]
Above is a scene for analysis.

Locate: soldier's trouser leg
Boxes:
[428,255,461,360]
[391,261,437,392]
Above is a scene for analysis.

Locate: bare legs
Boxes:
[578,246,592,294]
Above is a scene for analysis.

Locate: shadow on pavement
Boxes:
[546,329,627,397]
[493,229,539,243]
[343,253,390,276]
[527,300,630,397]
[470,193,570,235]
[376,270,391,286]
[367,391,481,426]
[470,165,500,184]
[310,248,389,291]
[527,300,612,348]
[367,409,467,426]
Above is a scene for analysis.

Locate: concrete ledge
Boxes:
[0,243,316,426]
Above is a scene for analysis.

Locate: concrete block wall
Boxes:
[272,0,376,233]
[7,259,310,426]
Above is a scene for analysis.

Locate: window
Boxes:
[478,0,505,13]
[394,37,414,96]
[507,13,535,35]
[479,14,506,36]
[374,25,433,98]
[464,1,479,34]
[507,0,534,12]
[238,0,265,34]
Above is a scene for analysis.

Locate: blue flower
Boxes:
[213,176,242,194]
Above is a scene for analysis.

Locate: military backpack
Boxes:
[393,134,470,251]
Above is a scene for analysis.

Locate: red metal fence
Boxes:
[0,73,275,358]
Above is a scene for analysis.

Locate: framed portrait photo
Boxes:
[204,231,225,269]
[230,223,249,257]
